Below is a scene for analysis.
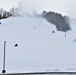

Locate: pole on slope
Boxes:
[2,41,6,73]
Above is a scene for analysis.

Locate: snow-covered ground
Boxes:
[0,16,76,73]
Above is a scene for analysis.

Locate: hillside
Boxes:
[0,16,76,73]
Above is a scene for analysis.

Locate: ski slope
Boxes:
[0,16,76,73]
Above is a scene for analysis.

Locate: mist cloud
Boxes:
[17,0,76,18]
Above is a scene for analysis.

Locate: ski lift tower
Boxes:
[2,41,6,73]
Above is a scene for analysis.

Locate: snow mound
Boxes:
[0,16,76,73]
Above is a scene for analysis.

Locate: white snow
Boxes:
[0,16,76,73]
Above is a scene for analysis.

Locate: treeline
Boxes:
[41,11,71,32]
[0,8,19,19]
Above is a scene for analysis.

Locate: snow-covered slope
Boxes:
[0,16,76,73]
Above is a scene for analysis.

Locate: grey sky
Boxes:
[0,0,18,10]
[0,0,76,18]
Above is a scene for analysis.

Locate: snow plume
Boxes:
[17,0,39,15]
[17,0,76,19]
[17,0,50,15]
[17,0,43,17]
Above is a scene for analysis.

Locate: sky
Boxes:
[0,0,76,18]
